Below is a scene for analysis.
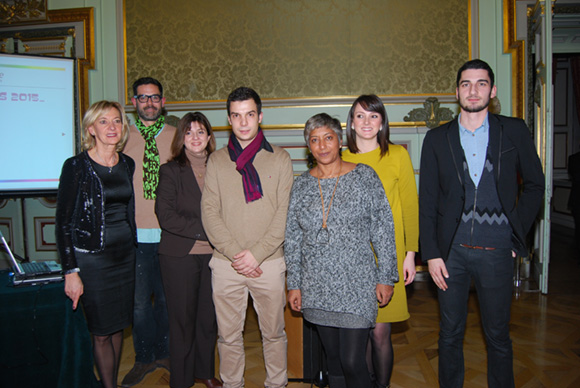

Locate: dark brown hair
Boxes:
[345,94,391,158]
[170,112,216,166]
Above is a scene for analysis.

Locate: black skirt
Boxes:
[76,161,135,336]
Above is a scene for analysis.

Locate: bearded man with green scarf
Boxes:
[121,77,174,387]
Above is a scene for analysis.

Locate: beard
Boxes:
[459,93,492,113]
[136,105,162,122]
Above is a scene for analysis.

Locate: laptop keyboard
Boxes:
[21,262,47,274]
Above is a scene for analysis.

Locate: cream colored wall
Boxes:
[478,0,514,117]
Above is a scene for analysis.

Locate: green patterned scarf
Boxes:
[135,115,165,199]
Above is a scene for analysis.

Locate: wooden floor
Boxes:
[117,224,580,387]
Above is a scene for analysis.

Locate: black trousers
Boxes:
[437,245,515,388]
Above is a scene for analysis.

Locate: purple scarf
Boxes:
[228,129,273,203]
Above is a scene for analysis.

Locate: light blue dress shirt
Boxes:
[458,113,489,187]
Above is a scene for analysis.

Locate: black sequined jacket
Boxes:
[55,151,136,271]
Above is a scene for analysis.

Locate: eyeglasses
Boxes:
[134,94,162,103]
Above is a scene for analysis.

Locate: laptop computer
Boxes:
[0,230,63,286]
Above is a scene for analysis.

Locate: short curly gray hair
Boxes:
[303,113,342,144]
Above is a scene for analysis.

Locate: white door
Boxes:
[530,0,553,294]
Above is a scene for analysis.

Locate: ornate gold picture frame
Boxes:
[0,0,48,26]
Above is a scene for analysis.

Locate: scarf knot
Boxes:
[227,129,272,203]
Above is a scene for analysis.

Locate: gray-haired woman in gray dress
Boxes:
[285,113,398,388]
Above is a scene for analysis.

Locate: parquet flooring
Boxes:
[117,224,580,387]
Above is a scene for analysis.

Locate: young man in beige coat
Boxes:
[201,87,294,388]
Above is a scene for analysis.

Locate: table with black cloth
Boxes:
[0,269,100,388]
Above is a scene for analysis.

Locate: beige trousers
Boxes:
[209,256,288,388]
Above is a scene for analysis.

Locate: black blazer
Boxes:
[155,160,208,257]
[419,114,545,261]
[56,151,136,271]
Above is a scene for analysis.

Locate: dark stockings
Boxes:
[93,330,124,388]
[316,325,372,388]
[367,322,393,388]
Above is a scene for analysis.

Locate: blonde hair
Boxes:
[81,100,130,152]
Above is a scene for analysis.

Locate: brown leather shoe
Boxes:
[195,377,223,388]
[120,362,157,387]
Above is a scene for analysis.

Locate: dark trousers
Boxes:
[133,242,169,363]
[437,245,515,388]
[316,325,372,388]
[159,253,217,388]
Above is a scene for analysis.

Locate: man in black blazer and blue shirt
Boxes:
[419,59,545,388]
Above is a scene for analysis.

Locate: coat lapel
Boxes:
[180,163,202,199]
[487,114,502,180]
[446,118,465,186]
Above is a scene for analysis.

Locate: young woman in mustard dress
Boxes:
[342,95,419,388]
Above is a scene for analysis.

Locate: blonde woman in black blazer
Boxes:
[155,112,222,388]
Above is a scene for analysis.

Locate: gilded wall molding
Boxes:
[133,94,459,130]
[129,94,458,113]
[504,0,526,119]
[209,122,437,133]
[0,0,48,25]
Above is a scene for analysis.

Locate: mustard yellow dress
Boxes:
[343,145,418,322]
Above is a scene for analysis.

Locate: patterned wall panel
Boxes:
[125,0,468,102]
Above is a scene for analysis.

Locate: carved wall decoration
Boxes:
[489,96,502,115]
[18,34,68,55]
[0,0,48,25]
[403,97,455,129]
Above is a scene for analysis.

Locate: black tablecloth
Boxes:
[0,270,100,388]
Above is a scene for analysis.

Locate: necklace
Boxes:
[318,174,340,228]
[94,149,116,173]
[191,168,204,179]
[187,150,207,179]
[317,163,342,230]
[316,175,339,244]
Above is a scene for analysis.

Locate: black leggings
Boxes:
[316,324,372,388]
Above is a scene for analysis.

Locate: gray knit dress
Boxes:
[285,163,398,328]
